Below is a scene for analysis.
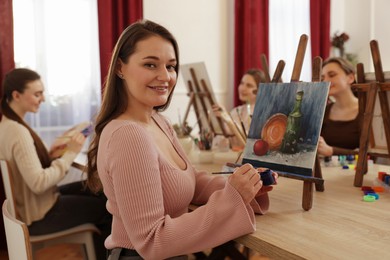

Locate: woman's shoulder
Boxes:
[0,117,29,135]
[103,119,146,137]
[0,118,32,153]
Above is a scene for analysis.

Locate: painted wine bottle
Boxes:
[280,90,304,154]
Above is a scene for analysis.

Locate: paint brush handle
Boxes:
[212,169,276,186]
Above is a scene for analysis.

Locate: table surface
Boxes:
[194,163,390,260]
[73,152,390,259]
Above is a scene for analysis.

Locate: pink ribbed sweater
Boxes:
[97,113,269,259]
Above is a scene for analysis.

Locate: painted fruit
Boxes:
[253,139,269,156]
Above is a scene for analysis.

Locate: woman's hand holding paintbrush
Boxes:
[218,164,278,205]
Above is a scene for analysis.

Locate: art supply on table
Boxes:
[339,155,347,166]
[360,183,384,202]
[324,156,331,167]
[372,171,390,192]
[197,129,213,150]
[363,195,376,202]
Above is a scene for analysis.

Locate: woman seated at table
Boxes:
[318,57,363,157]
[0,68,111,260]
[213,68,266,150]
[86,20,277,259]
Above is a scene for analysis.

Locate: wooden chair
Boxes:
[0,159,99,260]
[2,199,33,260]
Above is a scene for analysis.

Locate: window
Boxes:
[13,0,101,145]
[269,0,311,82]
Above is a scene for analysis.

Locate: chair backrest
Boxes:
[2,199,33,260]
[0,160,17,217]
[1,160,99,260]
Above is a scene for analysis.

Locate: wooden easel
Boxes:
[182,67,229,137]
[265,34,325,211]
[352,40,390,187]
[206,35,326,260]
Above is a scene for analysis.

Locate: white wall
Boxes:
[331,0,390,72]
[143,0,234,128]
[144,0,390,128]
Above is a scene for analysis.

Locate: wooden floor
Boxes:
[0,244,84,260]
[0,244,269,260]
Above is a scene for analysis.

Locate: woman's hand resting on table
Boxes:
[228,164,262,205]
[317,136,334,157]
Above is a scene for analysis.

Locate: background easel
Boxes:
[181,65,229,137]
[352,40,390,187]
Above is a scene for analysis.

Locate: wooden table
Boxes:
[194,163,390,260]
[73,152,390,259]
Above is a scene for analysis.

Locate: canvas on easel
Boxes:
[230,35,326,211]
[180,62,228,136]
[241,81,330,177]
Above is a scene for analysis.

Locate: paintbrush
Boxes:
[212,169,276,186]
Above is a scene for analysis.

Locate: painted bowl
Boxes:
[261,113,288,150]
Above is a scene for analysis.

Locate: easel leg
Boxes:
[302,181,313,211]
[314,155,324,192]
[354,83,377,187]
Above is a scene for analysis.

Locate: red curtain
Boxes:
[0,0,14,250]
[310,0,331,60]
[97,0,143,90]
[0,0,15,108]
[234,0,269,106]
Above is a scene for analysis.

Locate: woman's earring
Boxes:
[118,73,124,79]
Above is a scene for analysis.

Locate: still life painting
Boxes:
[242,82,330,176]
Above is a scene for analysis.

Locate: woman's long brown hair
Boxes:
[86,20,180,193]
[1,68,52,167]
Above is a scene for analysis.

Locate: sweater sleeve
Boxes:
[11,124,77,194]
[191,168,269,215]
[105,124,259,259]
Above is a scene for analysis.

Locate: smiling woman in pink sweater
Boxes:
[87,20,276,260]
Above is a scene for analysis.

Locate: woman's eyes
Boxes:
[144,63,157,68]
[144,63,177,71]
[241,84,255,89]
[321,73,336,80]
[166,65,177,71]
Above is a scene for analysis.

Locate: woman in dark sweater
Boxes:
[318,57,362,156]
